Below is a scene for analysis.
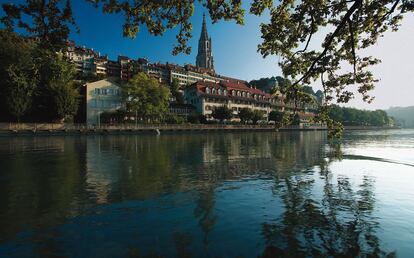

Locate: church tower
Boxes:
[196,14,214,70]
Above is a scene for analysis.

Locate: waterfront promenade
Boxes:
[0,123,398,136]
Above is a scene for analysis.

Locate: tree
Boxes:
[238,108,254,124]
[252,110,265,125]
[123,72,170,123]
[4,65,36,122]
[328,105,391,126]
[1,0,77,51]
[3,1,413,134]
[100,109,127,124]
[0,30,38,122]
[268,110,284,127]
[170,78,184,104]
[0,29,79,122]
[211,106,232,122]
[50,81,79,122]
[32,50,79,122]
[187,111,206,124]
[163,113,185,124]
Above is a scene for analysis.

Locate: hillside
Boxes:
[386,106,414,128]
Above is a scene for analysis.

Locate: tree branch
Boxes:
[293,14,315,56]
[348,18,357,77]
[377,0,401,24]
[291,0,362,87]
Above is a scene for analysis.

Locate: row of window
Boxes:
[94,88,121,96]
[203,97,270,107]
[205,105,269,112]
[205,87,268,101]
[92,99,122,108]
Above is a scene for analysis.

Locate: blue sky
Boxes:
[1,1,413,109]
[66,1,280,82]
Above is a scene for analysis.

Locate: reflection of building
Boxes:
[85,79,123,125]
[85,137,121,204]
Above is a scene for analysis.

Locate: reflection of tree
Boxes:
[173,232,192,258]
[0,136,88,256]
[194,185,217,246]
[270,131,327,174]
[261,142,396,257]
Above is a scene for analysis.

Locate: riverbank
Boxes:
[0,123,399,136]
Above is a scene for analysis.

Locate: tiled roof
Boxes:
[190,81,273,102]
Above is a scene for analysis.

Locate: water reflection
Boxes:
[0,131,413,257]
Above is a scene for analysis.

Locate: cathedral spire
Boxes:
[196,13,214,70]
[201,13,208,39]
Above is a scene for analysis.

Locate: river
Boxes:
[0,130,413,257]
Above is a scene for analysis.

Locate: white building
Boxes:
[85,79,123,126]
[184,80,274,120]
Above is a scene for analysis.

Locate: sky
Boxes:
[1,0,413,110]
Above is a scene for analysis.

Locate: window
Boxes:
[95,88,101,95]
[218,89,222,95]
[232,90,236,96]
[242,92,246,97]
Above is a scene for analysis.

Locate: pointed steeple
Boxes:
[201,13,208,39]
[196,13,214,70]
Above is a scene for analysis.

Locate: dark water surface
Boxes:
[0,130,413,257]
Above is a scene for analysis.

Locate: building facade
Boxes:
[85,79,123,126]
[184,80,320,122]
[184,81,275,120]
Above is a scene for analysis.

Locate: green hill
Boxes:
[386,106,414,128]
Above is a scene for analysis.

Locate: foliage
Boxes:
[75,72,107,83]
[0,30,78,122]
[211,106,232,122]
[32,49,78,121]
[187,111,207,124]
[1,0,77,51]
[249,76,292,93]
[251,110,265,125]
[170,78,184,104]
[238,108,254,124]
[0,30,36,121]
[87,0,244,55]
[163,113,185,124]
[386,106,414,128]
[100,109,127,124]
[4,65,36,122]
[328,105,392,126]
[50,81,79,121]
[123,72,170,122]
[268,110,284,127]
[2,0,414,133]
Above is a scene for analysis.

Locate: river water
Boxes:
[0,130,413,257]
